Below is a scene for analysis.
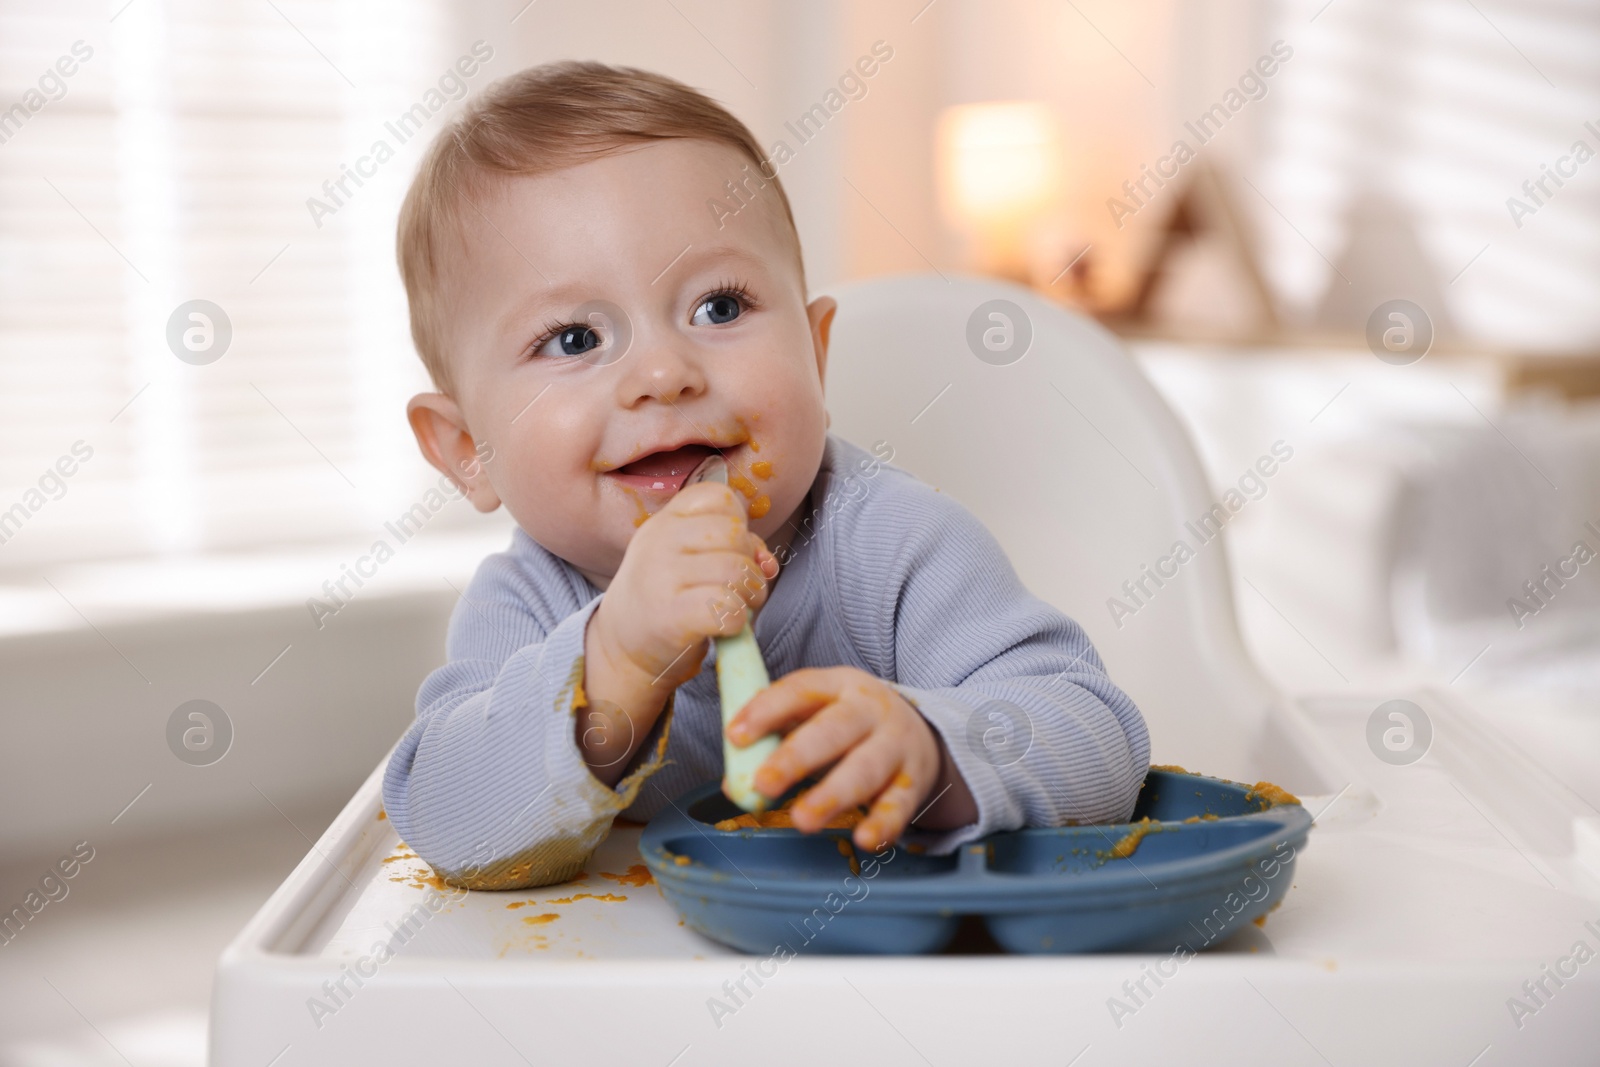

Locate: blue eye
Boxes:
[536,324,601,358]
[692,293,743,326]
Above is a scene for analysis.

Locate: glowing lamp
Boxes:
[937,101,1062,280]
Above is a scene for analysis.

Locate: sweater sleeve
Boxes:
[381,544,675,889]
[840,476,1150,855]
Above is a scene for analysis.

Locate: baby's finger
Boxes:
[729,667,846,743]
[854,768,924,852]
[667,481,745,519]
[751,534,779,579]
[669,513,757,555]
[790,734,899,835]
[679,584,754,639]
[672,550,768,603]
[749,701,871,797]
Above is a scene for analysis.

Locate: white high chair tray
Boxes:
[213,689,1599,1067]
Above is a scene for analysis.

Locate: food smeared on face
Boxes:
[602,424,778,531]
[620,485,651,528]
[728,472,758,499]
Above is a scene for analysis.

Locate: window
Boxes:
[0,0,503,573]
[1253,0,1600,347]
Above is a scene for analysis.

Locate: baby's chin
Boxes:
[546,531,629,590]
[500,499,624,580]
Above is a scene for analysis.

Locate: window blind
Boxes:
[0,0,495,573]
[1253,0,1600,349]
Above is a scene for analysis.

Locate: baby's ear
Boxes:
[406,392,502,514]
[807,295,837,386]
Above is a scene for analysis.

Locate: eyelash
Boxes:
[704,279,759,317]
[522,281,759,360]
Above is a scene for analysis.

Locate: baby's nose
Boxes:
[615,336,708,406]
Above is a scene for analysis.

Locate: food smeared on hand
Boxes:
[727,664,959,851]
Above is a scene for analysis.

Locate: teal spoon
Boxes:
[689,455,780,813]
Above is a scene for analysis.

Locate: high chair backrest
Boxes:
[822,274,1327,786]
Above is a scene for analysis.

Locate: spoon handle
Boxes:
[688,455,779,813]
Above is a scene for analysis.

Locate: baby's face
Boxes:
[420,139,833,584]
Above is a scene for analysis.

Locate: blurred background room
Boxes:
[2,0,1598,1062]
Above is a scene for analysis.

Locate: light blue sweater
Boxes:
[383,434,1150,889]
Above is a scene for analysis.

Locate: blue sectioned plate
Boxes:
[639,769,1311,955]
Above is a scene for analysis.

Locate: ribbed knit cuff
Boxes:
[890,684,1017,855]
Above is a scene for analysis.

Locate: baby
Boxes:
[382,61,1150,890]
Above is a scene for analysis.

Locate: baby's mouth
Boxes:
[607,443,721,494]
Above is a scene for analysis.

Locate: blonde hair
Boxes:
[397,60,802,393]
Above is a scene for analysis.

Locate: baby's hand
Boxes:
[588,482,778,697]
[728,666,942,851]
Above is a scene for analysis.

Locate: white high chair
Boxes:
[213,276,1599,1066]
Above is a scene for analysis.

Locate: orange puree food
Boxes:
[1107,817,1158,859]
[714,792,867,831]
[751,461,773,479]
[714,808,864,831]
[1246,781,1301,807]
[600,864,655,887]
[836,837,861,876]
